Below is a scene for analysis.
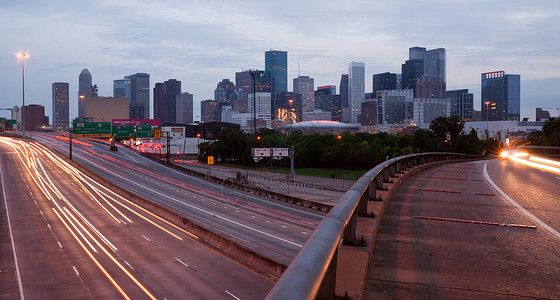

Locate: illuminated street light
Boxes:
[485,101,490,140]
[16,52,29,137]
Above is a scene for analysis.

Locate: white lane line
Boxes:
[484,161,560,239]
[141,235,151,242]
[175,257,189,268]
[124,261,134,270]
[72,266,80,276]
[1,160,25,300]
[47,224,52,230]
[300,220,314,225]
[58,241,63,248]
[225,290,241,300]
[101,167,304,247]
[556,177,560,180]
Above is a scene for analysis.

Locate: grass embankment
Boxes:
[218,163,369,181]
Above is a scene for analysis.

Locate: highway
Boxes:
[27,132,325,266]
[366,158,560,298]
[0,136,274,299]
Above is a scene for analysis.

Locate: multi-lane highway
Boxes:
[0,136,277,299]
[28,132,325,264]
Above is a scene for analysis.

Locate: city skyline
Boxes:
[1,1,559,122]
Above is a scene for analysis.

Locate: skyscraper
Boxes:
[446,89,474,121]
[481,71,520,121]
[176,92,194,123]
[293,76,314,113]
[401,59,424,93]
[372,72,397,95]
[78,69,92,117]
[348,62,365,123]
[113,76,131,99]
[52,82,69,129]
[201,100,220,123]
[129,73,150,119]
[265,50,288,100]
[424,48,446,81]
[214,79,236,106]
[340,74,349,122]
[154,79,181,123]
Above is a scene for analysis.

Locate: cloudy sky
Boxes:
[1,0,559,121]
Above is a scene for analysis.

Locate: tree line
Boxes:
[200,116,498,170]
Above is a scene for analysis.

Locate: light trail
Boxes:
[506,153,560,175]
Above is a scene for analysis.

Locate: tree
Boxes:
[448,115,465,152]
[542,118,560,146]
[457,128,483,155]
[430,116,449,151]
[412,129,437,153]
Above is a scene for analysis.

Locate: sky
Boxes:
[1,0,559,122]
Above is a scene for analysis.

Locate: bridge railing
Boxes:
[266,152,485,300]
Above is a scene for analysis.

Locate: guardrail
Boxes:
[266,152,485,299]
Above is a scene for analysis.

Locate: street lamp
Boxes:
[16,52,29,137]
[485,101,490,140]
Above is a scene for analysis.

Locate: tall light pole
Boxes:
[249,69,257,135]
[485,101,490,140]
[16,52,29,137]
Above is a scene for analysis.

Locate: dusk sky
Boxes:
[1,0,559,121]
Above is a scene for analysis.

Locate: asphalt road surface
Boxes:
[365,159,560,299]
[0,137,274,299]
[29,132,325,266]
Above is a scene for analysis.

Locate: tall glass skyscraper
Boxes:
[348,62,365,123]
[481,71,520,121]
[154,79,181,123]
[129,73,150,119]
[52,82,69,129]
[265,50,288,100]
[78,69,92,117]
[293,76,314,113]
[113,76,131,99]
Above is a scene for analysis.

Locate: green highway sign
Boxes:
[136,123,152,138]
[112,125,135,138]
[73,121,111,137]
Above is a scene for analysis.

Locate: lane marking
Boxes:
[414,216,536,229]
[225,290,241,300]
[58,241,63,248]
[141,235,151,242]
[0,158,25,300]
[175,257,189,268]
[72,266,80,276]
[484,161,560,239]
[124,261,134,270]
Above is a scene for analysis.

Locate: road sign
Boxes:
[252,148,270,157]
[112,125,134,138]
[73,121,111,137]
[154,129,161,139]
[208,156,214,165]
[272,148,290,157]
[136,123,152,138]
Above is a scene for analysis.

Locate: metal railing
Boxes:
[266,152,484,299]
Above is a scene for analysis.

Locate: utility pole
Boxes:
[69,130,73,160]
[166,131,171,163]
[249,69,257,135]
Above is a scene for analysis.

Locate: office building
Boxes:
[413,98,451,128]
[376,89,413,124]
[293,76,315,113]
[361,99,378,126]
[176,92,194,123]
[372,72,397,94]
[214,79,235,106]
[481,71,521,121]
[401,59,424,94]
[129,73,150,119]
[415,76,446,99]
[340,74,349,122]
[83,97,129,122]
[153,79,181,123]
[424,48,446,81]
[113,76,131,99]
[23,105,46,131]
[265,50,288,100]
[348,62,365,123]
[536,108,552,121]
[248,92,272,128]
[315,85,340,121]
[52,82,69,129]
[201,100,220,123]
[78,69,92,117]
[275,92,302,123]
[409,47,426,60]
[447,89,474,121]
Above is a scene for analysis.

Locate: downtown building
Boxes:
[446,89,474,121]
[265,49,288,102]
[372,72,397,95]
[52,82,69,129]
[78,69,92,117]
[293,76,315,113]
[153,79,181,123]
[348,62,365,123]
[176,92,194,124]
[401,47,446,97]
[129,73,150,119]
[481,71,520,121]
[315,85,341,121]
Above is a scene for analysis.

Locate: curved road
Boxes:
[0,137,273,299]
[28,132,325,266]
[366,158,560,299]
